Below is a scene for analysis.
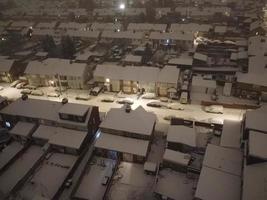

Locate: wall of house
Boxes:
[157,82,177,96]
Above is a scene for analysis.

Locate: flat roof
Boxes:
[245,109,267,133]
[100,106,156,136]
[58,103,89,117]
[203,144,242,176]
[74,156,115,200]
[0,142,24,170]
[163,149,191,167]
[18,153,77,199]
[168,57,193,66]
[155,168,194,200]
[242,162,267,200]
[167,126,196,147]
[220,120,242,148]
[195,166,241,200]
[9,121,36,137]
[192,76,217,88]
[95,132,149,157]
[48,127,87,150]
[249,130,267,160]
[0,145,44,197]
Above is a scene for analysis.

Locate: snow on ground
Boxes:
[0,84,246,134]
[108,162,155,200]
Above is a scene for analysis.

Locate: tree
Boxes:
[42,35,56,53]
[142,43,153,64]
[61,36,76,59]
[79,0,95,11]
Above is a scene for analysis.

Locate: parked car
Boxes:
[24,85,37,90]
[167,103,184,110]
[0,86,4,91]
[142,93,156,99]
[147,101,163,108]
[204,105,224,114]
[90,86,103,96]
[75,94,91,101]
[21,89,32,95]
[31,90,44,96]
[163,115,176,121]
[47,92,60,97]
[10,80,22,87]
[16,82,27,89]
[101,97,115,102]
[116,98,134,105]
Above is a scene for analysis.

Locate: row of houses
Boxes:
[94,64,181,96]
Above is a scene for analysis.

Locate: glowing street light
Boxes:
[119,3,125,10]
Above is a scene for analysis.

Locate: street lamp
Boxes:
[119,3,125,10]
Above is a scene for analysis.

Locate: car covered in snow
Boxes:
[204,105,223,114]
[47,92,60,97]
[101,97,115,102]
[75,94,91,101]
[10,80,23,87]
[31,90,44,96]
[141,93,156,99]
[90,86,104,96]
[147,101,163,108]
[116,98,134,105]
[21,89,32,95]
[167,103,184,110]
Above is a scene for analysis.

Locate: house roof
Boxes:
[90,23,122,31]
[48,127,86,150]
[195,166,241,200]
[192,76,217,88]
[249,130,267,160]
[9,121,36,137]
[127,23,167,32]
[220,120,242,149]
[168,57,193,66]
[0,59,14,72]
[193,53,208,62]
[245,109,267,132]
[100,106,156,136]
[58,103,89,117]
[25,58,87,77]
[242,162,267,200]
[66,30,100,38]
[123,55,142,63]
[0,99,92,128]
[95,132,149,157]
[157,65,180,84]
[149,32,194,41]
[170,23,212,33]
[166,125,196,147]
[101,30,143,40]
[163,149,191,166]
[203,144,243,176]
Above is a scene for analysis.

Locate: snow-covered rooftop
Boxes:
[32,125,86,150]
[58,103,89,117]
[25,58,87,77]
[0,59,14,73]
[95,132,149,157]
[127,23,167,32]
[245,109,267,132]
[203,144,243,176]
[163,149,191,167]
[220,120,242,149]
[242,162,267,200]
[149,32,194,41]
[168,57,193,66]
[157,65,180,84]
[0,142,23,170]
[167,125,196,147]
[100,106,156,136]
[192,76,217,88]
[195,166,241,200]
[249,130,267,160]
[9,121,36,138]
